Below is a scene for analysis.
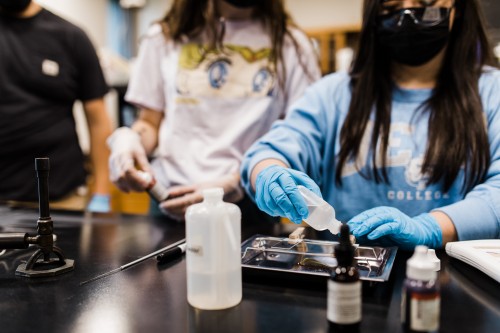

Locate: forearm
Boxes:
[435,195,500,241]
[131,109,162,155]
[84,98,112,194]
[250,159,288,191]
[89,136,111,194]
[429,211,458,246]
[131,120,158,155]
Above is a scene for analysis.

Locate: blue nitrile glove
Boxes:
[347,206,442,250]
[255,165,321,224]
[87,194,111,213]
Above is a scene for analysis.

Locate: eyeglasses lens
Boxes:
[380,7,451,28]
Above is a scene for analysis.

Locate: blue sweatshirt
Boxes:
[241,69,500,241]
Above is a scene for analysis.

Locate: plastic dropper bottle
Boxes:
[327,224,361,332]
[401,246,440,333]
[297,185,342,235]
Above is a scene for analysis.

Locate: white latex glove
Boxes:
[107,127,151,192]
[159,173,244,221]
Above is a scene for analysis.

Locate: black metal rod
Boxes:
[35,158,50,219]
[0,233,29,249]
[80,238,186,285]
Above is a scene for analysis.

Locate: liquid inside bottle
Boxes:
[297,185,342,235]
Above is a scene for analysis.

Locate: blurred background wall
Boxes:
[33,0,500,145]
[36,0,363,55]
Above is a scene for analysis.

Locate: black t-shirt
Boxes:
[0,8,108,201]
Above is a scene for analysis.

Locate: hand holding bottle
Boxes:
[254,165,321,224]
[297,185,341,235]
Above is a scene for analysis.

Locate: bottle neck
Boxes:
[202,188,225,204]
[204,196,222,205]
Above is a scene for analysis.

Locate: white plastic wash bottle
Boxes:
[297,185,342,235]
[185,187,242,310]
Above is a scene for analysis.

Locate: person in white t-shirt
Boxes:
[107,0,321,221]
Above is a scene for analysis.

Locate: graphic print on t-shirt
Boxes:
[341,120,450,202]
[176,43,275,99]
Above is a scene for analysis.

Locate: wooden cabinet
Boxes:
[305,25,361,75]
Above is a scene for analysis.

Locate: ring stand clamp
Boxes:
[0,158,75,277]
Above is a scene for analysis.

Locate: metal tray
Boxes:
[241,234,397,282]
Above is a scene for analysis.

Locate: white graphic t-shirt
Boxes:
[125,19,320,188]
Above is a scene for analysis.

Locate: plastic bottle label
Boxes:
[410,294,440,331]
[327,280,362,324]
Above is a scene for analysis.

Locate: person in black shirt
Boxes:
[0,0,112,212]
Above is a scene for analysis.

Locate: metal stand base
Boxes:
[16,259,75,277]
[15,247,75,277]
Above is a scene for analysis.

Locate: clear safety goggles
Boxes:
[379,0,454,27]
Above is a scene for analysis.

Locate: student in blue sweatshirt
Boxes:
[241,0,500,250]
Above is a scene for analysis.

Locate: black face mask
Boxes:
[223,0,258,8]
[377,7,451,66]
[0,0,31,13]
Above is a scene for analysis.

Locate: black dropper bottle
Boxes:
[327,224,361,332]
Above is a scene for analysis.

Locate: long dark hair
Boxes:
[336,0,496,193]
[159,0,315,90]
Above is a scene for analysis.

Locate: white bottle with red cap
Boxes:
[401,245,440,333]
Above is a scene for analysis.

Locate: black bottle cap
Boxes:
[335,224,355,267]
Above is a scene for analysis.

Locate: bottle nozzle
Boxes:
[297,185,341,235]
[328,219,342,235]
